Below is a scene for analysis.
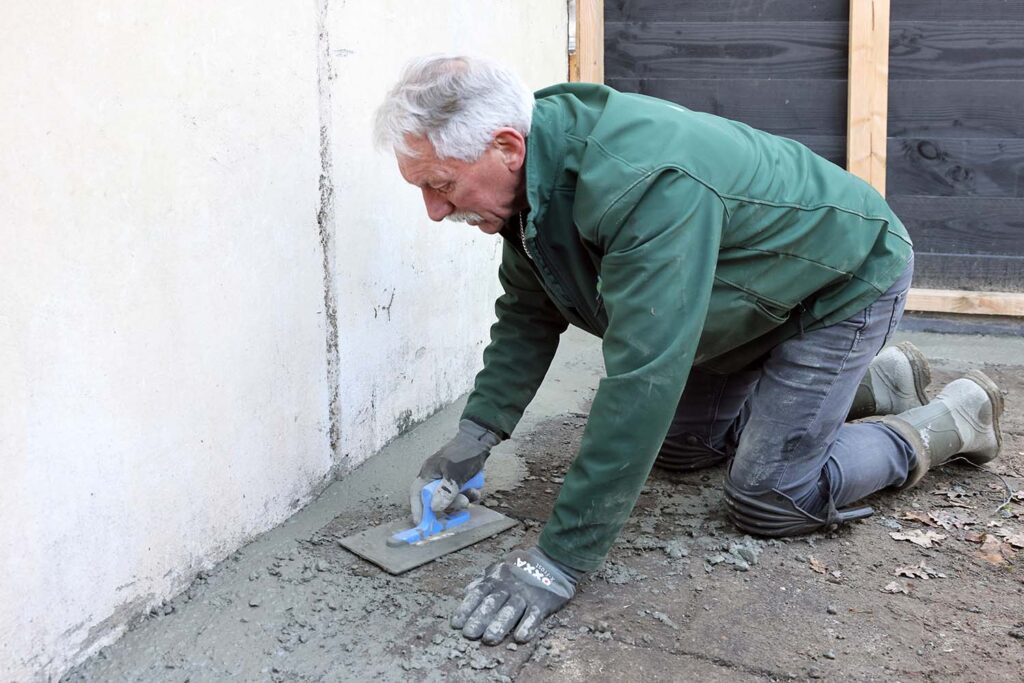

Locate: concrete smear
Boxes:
[64,329,1024,682]
[64,329,602,682]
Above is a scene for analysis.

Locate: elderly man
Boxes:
[373,56,1004,645]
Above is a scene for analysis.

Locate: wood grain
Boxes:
[577,0,605,84]
[847,0,890,195]
[890,196,1024,257]
[606,0,848,22]
[887,138,1024,198]
[889,21,1024,80]
[889,80,1024,140]
[605,21,849,79]
[891,0,1024,22]
[907,288,1024,315]
[605,78,847,137]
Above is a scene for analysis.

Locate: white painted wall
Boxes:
[0,3,331,680]
[328,1,568,467]
[0,1,567,680]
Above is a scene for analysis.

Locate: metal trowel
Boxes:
[339,472,517,575]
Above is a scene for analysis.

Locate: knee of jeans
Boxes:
[722,476,830,537]
[654,432,727,472]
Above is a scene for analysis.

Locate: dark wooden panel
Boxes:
[605,21,849,79]
[889,21,1024,80]
[892,1,1024,22]
[887,138,1024,198]
[606,0,847,23]
[910,253,1024,292]
[889,80,1024,139]
[783,135,846,167]
[606,78,846,137]
[889,197,1024,256]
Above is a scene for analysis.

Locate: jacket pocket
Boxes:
[752,297,791,324]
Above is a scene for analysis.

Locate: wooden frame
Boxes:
[568,0,603,84]
[846,0,890,197]
[576,1,1022,316]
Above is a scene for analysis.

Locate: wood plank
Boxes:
[907,288,1024,315]
[889,196,1024,257]
[605,21,849,79]
[891,1,1024,22]
[889,80,1024,139]
[606,0,847,22]
[886,137,1024,198]
[910,253,1024,292]
[889,21,1024,80]
[847,0,890,195]
[577,0,605,84]
[605,78,847,137]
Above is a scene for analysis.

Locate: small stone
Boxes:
[823,650,836,660]
[315,560,330,572]
[807,666,824,679]
[506,642,518,651]
[249,599,260,608]
[597,620,610,633]
[826,605,838,615]
[1009,629,1024,640]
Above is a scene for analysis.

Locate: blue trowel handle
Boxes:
[388,472,486,546]
[417,471,485,520]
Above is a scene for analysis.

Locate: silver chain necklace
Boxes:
[518,212,532,260]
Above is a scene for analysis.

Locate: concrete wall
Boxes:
[0,1,566,681]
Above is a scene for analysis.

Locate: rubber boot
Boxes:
[848,342,932,420]
[876,370,1004,490]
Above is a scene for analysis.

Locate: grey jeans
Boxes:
[657,259,916,534]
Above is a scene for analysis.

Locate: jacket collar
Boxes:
[520,98,566,238]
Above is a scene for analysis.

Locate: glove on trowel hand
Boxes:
[410,419,502,524]
[452,546,584,645]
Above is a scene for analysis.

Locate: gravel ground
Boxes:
[64,330,1024,682]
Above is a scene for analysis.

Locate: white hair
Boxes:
[374,54,534,162]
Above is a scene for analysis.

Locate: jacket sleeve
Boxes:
[461,239,569,438]
[538,171,726,571]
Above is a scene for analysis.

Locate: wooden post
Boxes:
[568,0,604,84]
[846,0,890,196]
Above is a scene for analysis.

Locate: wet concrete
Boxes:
[65,327,1024,682]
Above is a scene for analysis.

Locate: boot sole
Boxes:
[895,341,932,407]
[962,369,1004,464]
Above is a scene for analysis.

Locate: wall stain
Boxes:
[317,0,342,465]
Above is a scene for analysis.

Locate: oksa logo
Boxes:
[515,557,553,586]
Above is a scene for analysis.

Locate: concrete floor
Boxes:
[64,327,1024,682]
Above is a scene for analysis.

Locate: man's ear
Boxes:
[492,128,527,171]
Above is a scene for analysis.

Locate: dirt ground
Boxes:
[64,335,1024,682]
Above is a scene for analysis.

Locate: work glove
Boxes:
[410,419,502,524]
[452,546,584,645]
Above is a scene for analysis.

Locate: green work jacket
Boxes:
[462,83,913,572]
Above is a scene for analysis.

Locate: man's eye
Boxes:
[435,183,453,193]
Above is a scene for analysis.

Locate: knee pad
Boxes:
[723,478,873,537]
[654,432,728,472]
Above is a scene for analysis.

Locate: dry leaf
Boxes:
[883,581,909,594]
[890,529,947,548]
[987,520,1004,528]
[965,531,985,543]
[1012,491,1024,502]
[1001,532,1024,549]
[809,556,827,574]
[929,510,974,530]
[895,561,947,580]
[978,534,1011,566]
[899,511,936,526]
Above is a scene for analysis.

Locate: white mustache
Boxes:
[445,211,484,224]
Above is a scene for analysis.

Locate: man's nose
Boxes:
[421,189,453,222]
